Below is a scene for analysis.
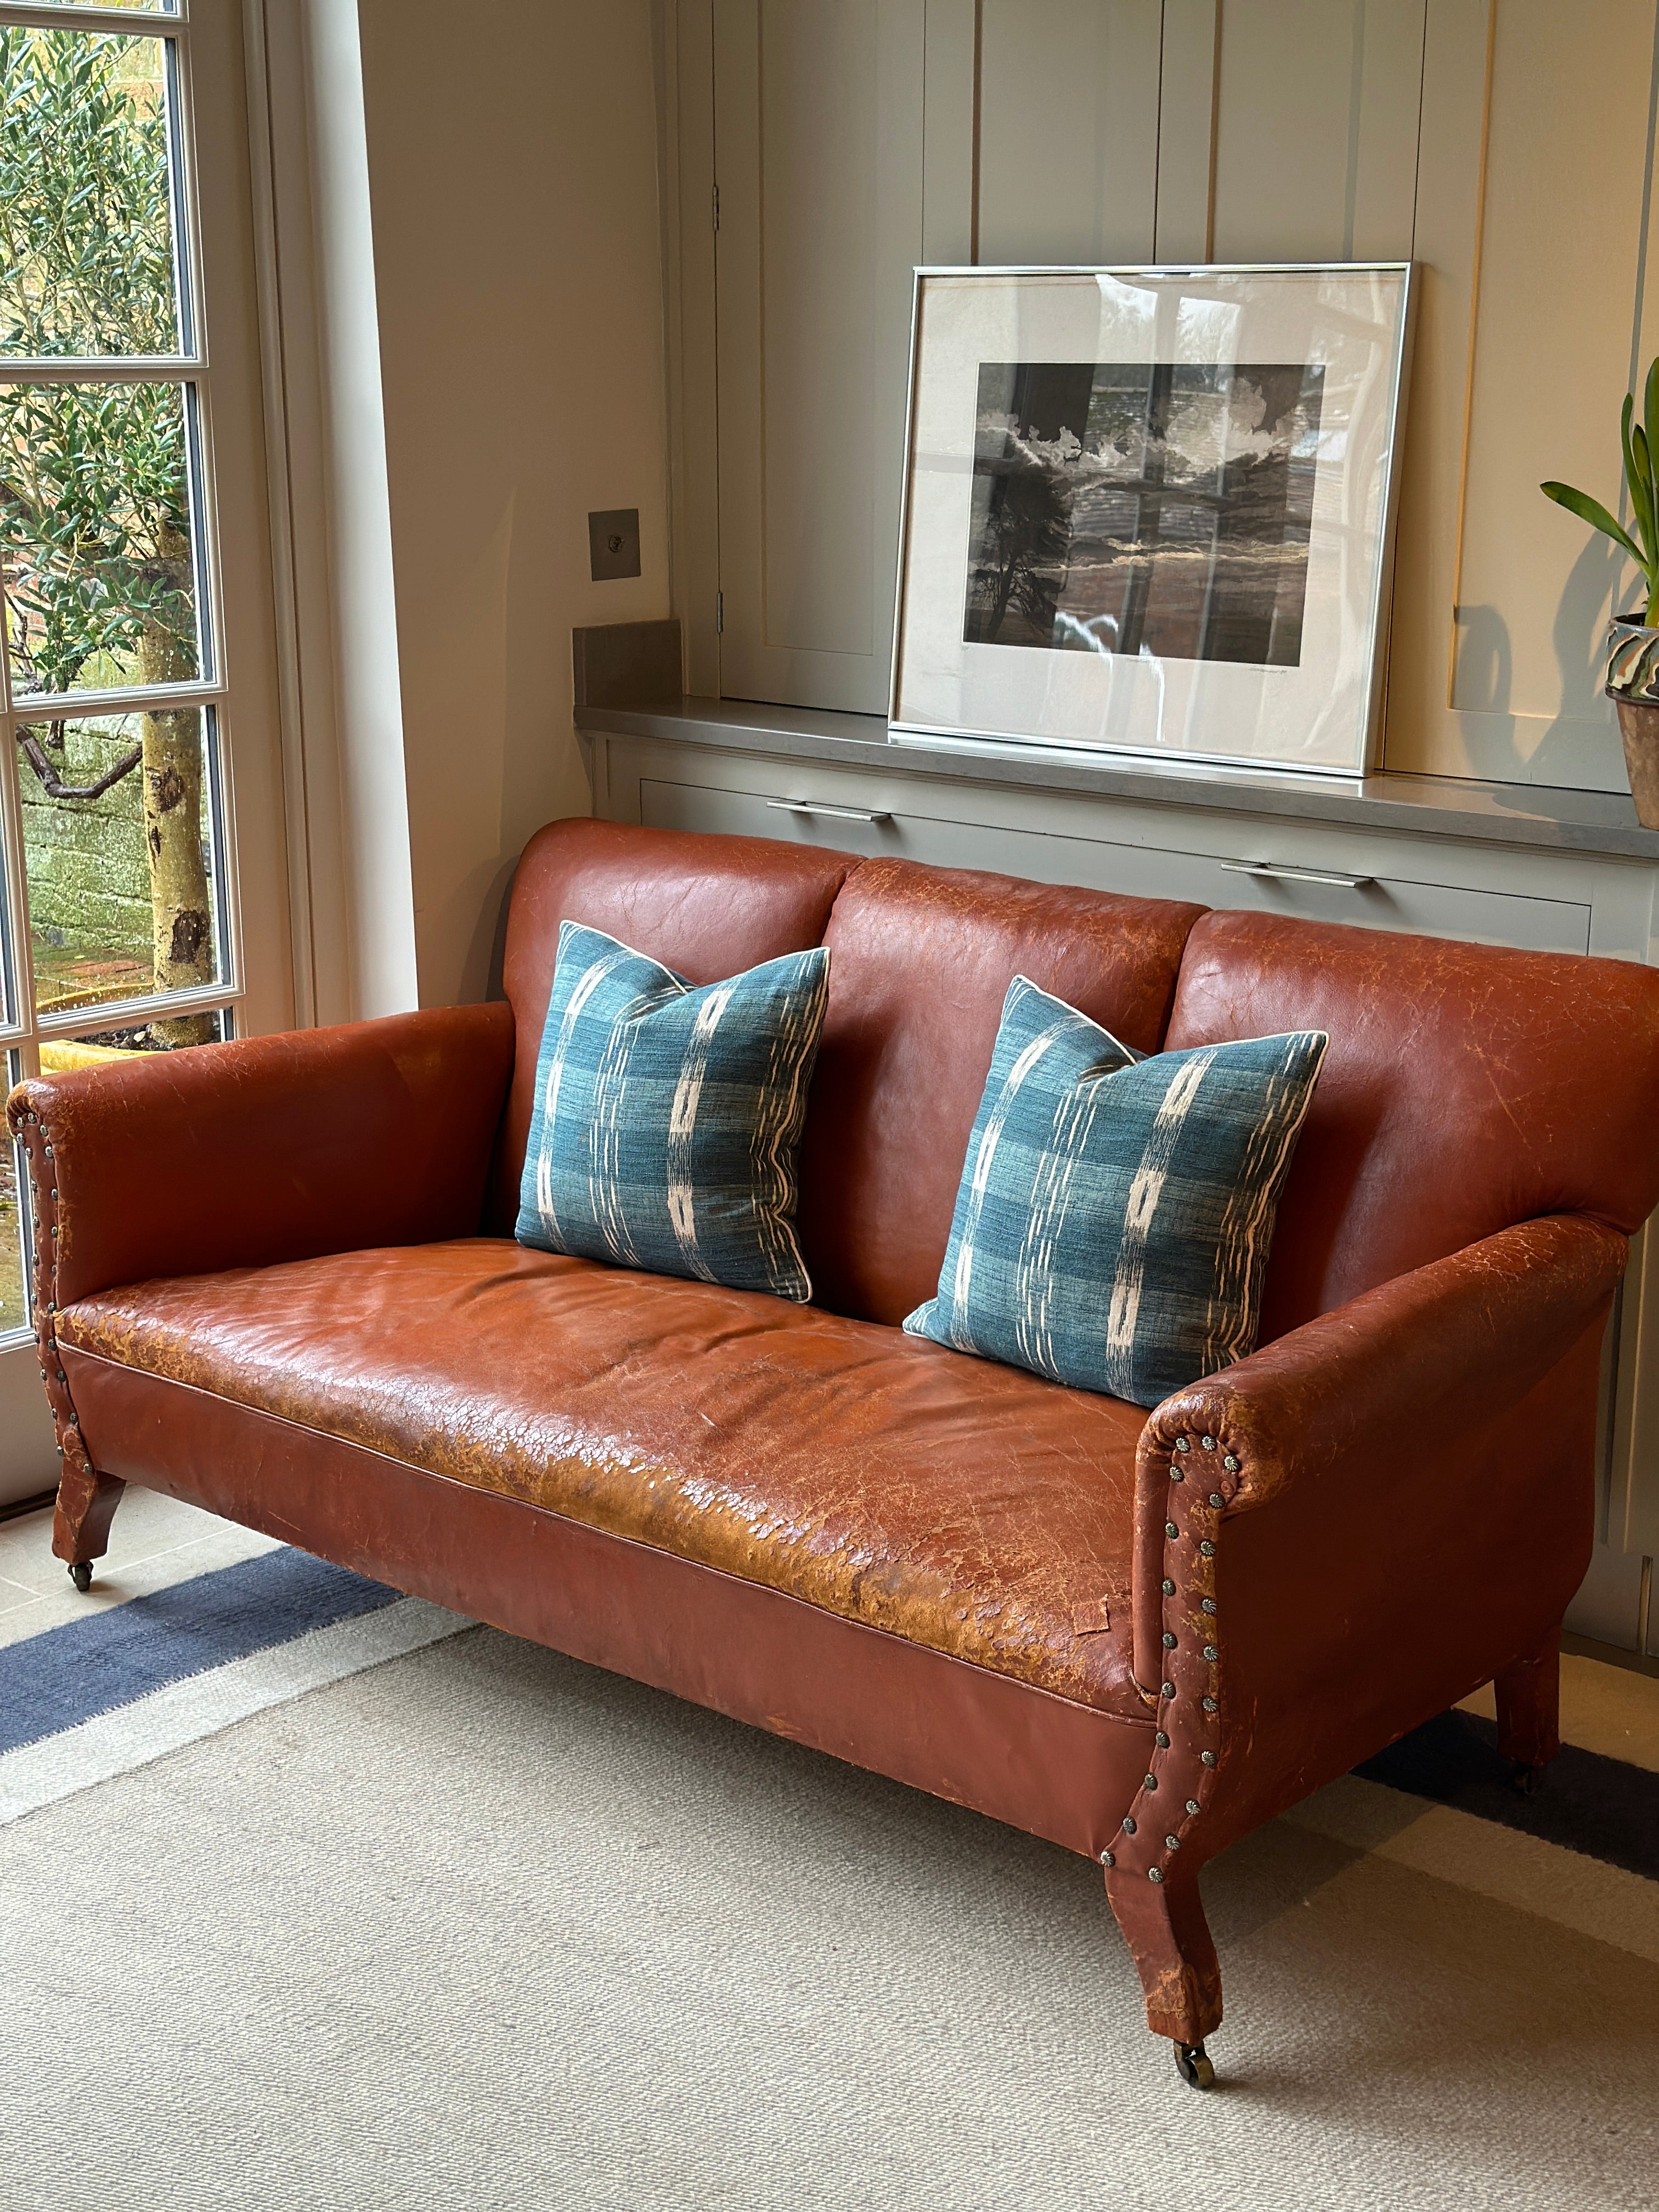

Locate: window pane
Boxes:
[40,1005,228,1066]
[0,27,181,357]
[1,379,202,695]
[19,707,223,1025]
[1,1049,24,1338]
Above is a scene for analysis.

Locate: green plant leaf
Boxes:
[1643,356,1659,556]
[1541,480,1647,567]
[1624,395,1655,565]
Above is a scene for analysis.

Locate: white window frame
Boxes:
[0,0,295,1378]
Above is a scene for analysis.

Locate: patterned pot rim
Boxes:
[1606,617,1659,703]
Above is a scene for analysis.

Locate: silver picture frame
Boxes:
[888,263,1418,780]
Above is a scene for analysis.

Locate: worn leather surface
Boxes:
[1094,1211,1624,2037]
[7,1005,515,1313]
[58,1238,1149,1714]
[57,1344,1154,1860]
[488,819,853,1231]
[796,858,1205,1324]
[1166,911,1659,1338]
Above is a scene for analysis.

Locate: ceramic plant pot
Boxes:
[1606,618,1659,830]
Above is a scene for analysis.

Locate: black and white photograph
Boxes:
[962,359,1324,667]
[892,266,1414,774]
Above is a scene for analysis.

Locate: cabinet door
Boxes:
[713,0,926,714]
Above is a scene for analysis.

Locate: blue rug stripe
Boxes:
[1357,1709,1659,1881]
[0,1548,400,1754]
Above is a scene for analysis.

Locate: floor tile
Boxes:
[0,1498,281,1649]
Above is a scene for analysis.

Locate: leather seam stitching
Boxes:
[56,1339,1156,1733]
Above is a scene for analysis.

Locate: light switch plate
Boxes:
[588,508,641,582]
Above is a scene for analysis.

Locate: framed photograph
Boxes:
[889,264,1416,778]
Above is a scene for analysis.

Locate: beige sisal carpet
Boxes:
[1,1622,1655,2211]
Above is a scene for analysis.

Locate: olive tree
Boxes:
[0,27,213,1041]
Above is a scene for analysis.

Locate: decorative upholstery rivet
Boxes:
[1186,1798,1201,1815]
[1161,1680,1176,1699]
[1144,1774,1158,1791]
[1203,1644,1218,1662]
[42,1143,52,1158]
[1208,1492,1223,1508]
[1155,1731,1170,1749]
[49,1226,57,1239]
[1148,1866,1165,1884]
[1222,1454,1239,1472]
[1202,1695,1217,1713]
[1200,1540,1215,1558]
[1122,1816,1137,1835]
[1161,1577,1175,1595]
[1174,1436,1190,1452]
[1165,1520,1178,1539]
[1200,1436,1216,1451]
[1201,1751,1217,1768]
[1099,1848,1115,1868]
[1201,1598,1216,1615]
[1165,1833,1181,1849]
[55,1444,63,1457]
[1170,1466,1185,1482]
[1162,1631,1177,1649]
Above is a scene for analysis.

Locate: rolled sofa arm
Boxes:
[1133,1212,1628,1689]
[1103,1212,1630,1921]
[5,1003,517,1314]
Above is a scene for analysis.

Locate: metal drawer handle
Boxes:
[1221,860,1374,890]
[765,798,892,825]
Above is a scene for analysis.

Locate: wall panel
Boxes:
[976,0,1161,265]
[680,0,1659,791]
[713,0,926,712]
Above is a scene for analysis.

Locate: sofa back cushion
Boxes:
[795,858,1206,1324]
[1166,910,1659,1339]
[489,820,852,1229]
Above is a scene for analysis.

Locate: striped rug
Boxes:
[0,1536,467,1826]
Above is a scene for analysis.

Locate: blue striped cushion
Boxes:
[904,977,1328,1406]
[515,922,830,1300]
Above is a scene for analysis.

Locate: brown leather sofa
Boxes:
[12,817,1659,2089]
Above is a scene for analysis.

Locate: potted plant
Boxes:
[1542,356,1659,827]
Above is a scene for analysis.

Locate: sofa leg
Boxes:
[1105,1861,1222,2081]
[1493,1624,1561,1790]
[50,1465,126,1593]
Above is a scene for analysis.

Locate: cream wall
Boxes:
[354,0,671,1008]
[677,0,1659,795]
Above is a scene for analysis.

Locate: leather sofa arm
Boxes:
[1114,1212,1625,1891]
[6,1003,517,1313]
[1144,1212,1627,1516]
[1133,1212,1627,1690]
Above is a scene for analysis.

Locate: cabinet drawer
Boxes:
[639,777,1594,956]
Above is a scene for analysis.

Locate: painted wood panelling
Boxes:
[976,2,1161,265]
[679,0,1659,788]
[711,0,924,712]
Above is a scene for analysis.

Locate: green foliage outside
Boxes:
[1,24,216,1036]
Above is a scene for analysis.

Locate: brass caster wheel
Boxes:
[1175,2041,1215,2091]
[67,1562,93,1594]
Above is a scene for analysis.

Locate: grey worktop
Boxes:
[577,696,1659,863]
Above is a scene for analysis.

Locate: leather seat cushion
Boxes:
[58,1240,1150,1718]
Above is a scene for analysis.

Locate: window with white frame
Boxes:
[0,0,250,1343]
